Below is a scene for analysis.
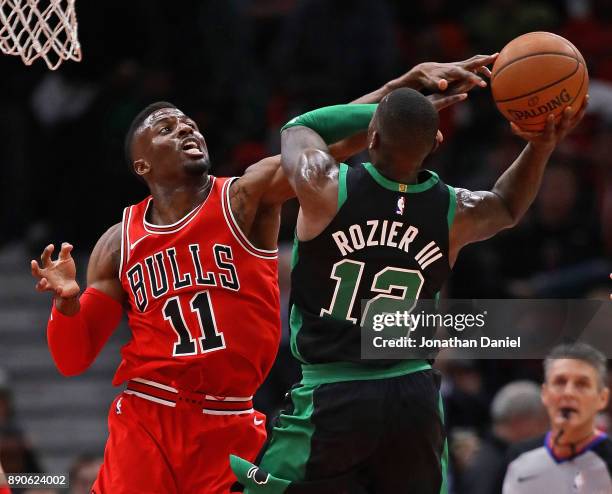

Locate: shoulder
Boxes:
[97,222,122,253]
[89,222,122,277]
[591,436,612,476]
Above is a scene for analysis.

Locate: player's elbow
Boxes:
[295,148,336,189]
[52,356,91,377]
[48,341,94,376]
[491,191,523,229]
[502,212,520,229]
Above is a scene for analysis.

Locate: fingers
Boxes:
[439,92,468,110]
[509,122,541,140]
[428,92,468,111]
[437,79,449,91]
[571,94,589,125]
[36,278,50,292]
[40,244,54,268]
[557,106,573,133]
[31,259,43,279]
[462,53,499,70]
[58,242,73,261]
[543,113,556,139]
[476,65,492,78]
[447,66,487,88]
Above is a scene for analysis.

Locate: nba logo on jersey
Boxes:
[116,397,123,415]
[396,196,405,215]
[247,466,270,485]
[573,472,584,490]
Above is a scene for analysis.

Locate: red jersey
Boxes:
[115,176,280,397]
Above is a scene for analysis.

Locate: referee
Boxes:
[503,343,612,493]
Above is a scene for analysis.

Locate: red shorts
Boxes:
[92,380,267,494]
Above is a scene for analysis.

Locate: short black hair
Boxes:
[124,101,177,166]
[376,88,439,156]
[544,343,608,389]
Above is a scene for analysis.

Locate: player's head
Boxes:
[125,102,210,185]
[490,381,548,443]
[367,88,439,173]
[542,343,609,433]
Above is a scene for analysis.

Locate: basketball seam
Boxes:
[494,61,581,103]
[503,68,587,128]
[492,52,578,83]
[569,67,587,108]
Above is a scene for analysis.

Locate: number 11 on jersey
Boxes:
[163,291,226,356]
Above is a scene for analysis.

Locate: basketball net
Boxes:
[0,0,81,70]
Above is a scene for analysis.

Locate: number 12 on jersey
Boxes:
[163,291,226,356]
[320,260,424,326]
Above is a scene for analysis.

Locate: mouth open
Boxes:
[559,406,579,419]
[182,139,204,158]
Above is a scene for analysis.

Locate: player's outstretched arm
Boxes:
[250,53,498,207]
[449,99,588,265]
[356,53,498,103]
[30,224,126,376]
[231,55,497,249]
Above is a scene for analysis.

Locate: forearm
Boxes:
[350,66,427,104]
[351,81,400,104]
[492,143,554,224]
[48,288,122,376]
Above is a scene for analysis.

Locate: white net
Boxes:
[0,0,81,70]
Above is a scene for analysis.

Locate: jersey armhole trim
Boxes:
[338,163,349,210]
[446,185,457,229]
[222,177,278,259]
[118,206,131,280]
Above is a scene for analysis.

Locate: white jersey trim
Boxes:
[142,176,216,234]
[221,178,278,259]
[119,206,133,281]
[119,207,128,281]
[131,377,178,393]
[202,408,254,415]
[123,390,177,407]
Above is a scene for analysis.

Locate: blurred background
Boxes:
[0,0,610,492]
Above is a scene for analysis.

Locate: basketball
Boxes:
[491,32,588,131]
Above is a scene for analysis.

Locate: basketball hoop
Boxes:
[0,0,81,70]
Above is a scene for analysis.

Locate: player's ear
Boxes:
[133,159,150,177]
[598,386,610,411]
[430,130,443,154]
[368,130,379,151]
[541,383,549,407]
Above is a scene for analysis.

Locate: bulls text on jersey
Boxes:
[126,243,239,312]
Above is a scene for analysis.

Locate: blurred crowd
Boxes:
[0,369,102,494]
[0,0,611,493]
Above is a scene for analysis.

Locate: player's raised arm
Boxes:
[282,104,380,240]
[449,98,588,265]
[253,54,498,205]
[30,224,125,376]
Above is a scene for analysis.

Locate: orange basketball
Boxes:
[491,32,588,131]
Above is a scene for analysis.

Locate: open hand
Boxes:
[403,53,498,94]
[510,96,589,150]
[31,243,80,299]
